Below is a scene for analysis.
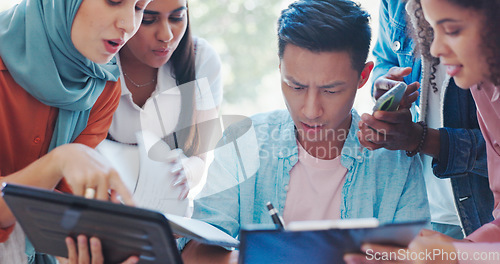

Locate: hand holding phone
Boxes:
[372,82,407,112]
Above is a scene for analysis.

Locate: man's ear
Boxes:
[357,61,374,89]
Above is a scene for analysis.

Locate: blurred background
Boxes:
[0,0,380,116]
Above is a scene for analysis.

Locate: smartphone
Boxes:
[372,82,407,112]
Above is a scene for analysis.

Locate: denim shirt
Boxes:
[178,109,429,250]
[372,0,493,235]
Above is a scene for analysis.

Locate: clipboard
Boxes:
[1,183,183,264]
[238,219,427,264]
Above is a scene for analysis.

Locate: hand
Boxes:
[373,67,420,109]
[357,109,422,151]
[57,235,138,264]
[344,244,411,264]
[168,149,190,200]
[407,233,460,264]
[344,230,465,264]
[53,144,133,205]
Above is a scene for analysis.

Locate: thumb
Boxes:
[387,66,412,80]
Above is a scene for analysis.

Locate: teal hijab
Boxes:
[1,0,121,262]
[0,0,120,150]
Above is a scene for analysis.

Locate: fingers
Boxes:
[171,169,187,186]
[400,82,420,109]
[373,67,416,101]
[357,126,384,150]
[178,185,190,200]
[66,237,78,264]
[65,235,136,264]
[418,228,438,237]
[121,256,140,264]
[387,67,413,80]
[108,171,134,206]
[77,235,91,264]
[171,169,189,200]
[358,109,416,151]
[360,114,394,134]
[84,187,97,199]
[344,253,373,264]
[56,256,69,264]
[372,109,412,125]
[374,67,412,90]
[95,174,110,202]
[89,237,104,264]
[344,244,410,264]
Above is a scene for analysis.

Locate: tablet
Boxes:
[1,183,183,264]
[238,219,427,264]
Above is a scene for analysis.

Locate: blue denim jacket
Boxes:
[178,109,429,250]
[372,0,493,235]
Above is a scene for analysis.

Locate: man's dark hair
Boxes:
[277,0,371,73]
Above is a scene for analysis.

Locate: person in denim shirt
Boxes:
[179,0,429,262]
[357,0,493,239]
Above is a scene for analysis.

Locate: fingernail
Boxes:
[179,189,189,200]
[172,178,183,187]
[170,164,182,174]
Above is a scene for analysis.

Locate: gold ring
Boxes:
[84,187,96,199]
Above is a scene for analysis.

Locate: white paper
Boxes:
[165,213,240,248]
[287,218,379,231]
[96,139,140,193]
[134,131,189,216]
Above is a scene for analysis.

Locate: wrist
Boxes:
[406,121,427,157]
[45,146,66,183]
[406,122,423,152]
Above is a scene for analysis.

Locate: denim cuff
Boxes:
[432,127,487,178]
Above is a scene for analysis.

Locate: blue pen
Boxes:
[266,202,285,230]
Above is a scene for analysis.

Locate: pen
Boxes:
[266,201,285,230]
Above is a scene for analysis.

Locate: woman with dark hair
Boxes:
[101,0,223,206]
[359,0,493,240]
[60,1,222,262]
[346,0,500,263]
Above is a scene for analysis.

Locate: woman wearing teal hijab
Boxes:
[0,0,151,262]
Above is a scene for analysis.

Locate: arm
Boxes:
[454,242,500,264]
[372,0,402,91]
[1,81,130,241]
[179,37,223,191]
[0,144,132,240]
[433,128,488,179]
[467,218,500,242]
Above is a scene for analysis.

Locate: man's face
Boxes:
[280,44,371,152]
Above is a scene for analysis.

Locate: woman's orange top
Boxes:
[0,57,121,242]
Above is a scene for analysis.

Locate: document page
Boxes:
[165,213,240,248]
[134,131,189,216]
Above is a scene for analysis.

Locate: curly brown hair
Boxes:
[413,0,500,87]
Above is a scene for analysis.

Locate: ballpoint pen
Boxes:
[266,201,285,230]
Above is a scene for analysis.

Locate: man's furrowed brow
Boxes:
[319,81,346,89]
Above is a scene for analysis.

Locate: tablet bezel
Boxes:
[1,183,183,264]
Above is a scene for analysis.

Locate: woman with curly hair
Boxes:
[346,0,500,263]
